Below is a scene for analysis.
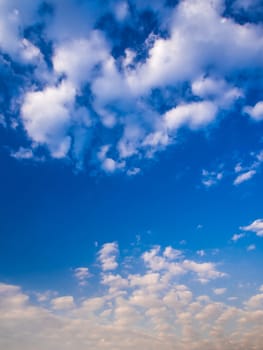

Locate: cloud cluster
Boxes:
[0,243,263,349]
[1,0,263,173]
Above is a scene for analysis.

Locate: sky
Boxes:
[0,0,263,349]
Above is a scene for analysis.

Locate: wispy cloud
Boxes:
[231,233,246,242]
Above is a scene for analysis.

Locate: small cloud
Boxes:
[163,246,183,260]
[197,250,205,257]
[233,170,256,185]
[98,242,119,271]
[197,224,203,230]
[73,267,91,286]
[127,167,141,176]
[234,163,243,173]
[247,244,256,251]
[213,288,226,295]
[11,147,34,160]
[202,169,223,188]
[231,233,245,242]
[241,219,263,237]
[244,101,263,121]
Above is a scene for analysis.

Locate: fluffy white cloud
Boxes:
[98,242,119,271]
[164,101,217,131]
[21,81,76,158]
[127,0,263,94]
[0,0,42,57]
[244,101,263,121]
[192,76,242,107]
[53,31,109,86]
[241,219,263,237]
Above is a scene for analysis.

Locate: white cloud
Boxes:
[164,101,217,131]
[11,147,34,160]
[21,81,76,158]
[197,250,205,257]
[73,267,91,286]
[202,169,223,188]
[192,76,242,107]
[233,170,256,185]
[244,101,263,121]
[213,288,226,295]
[245,293,263,309]
[98,242,119,271]
[53,31,109,86]
[142,245,225,283]
[247,244,256,251]
[127,167,141,176]
[97,145,126,173]
[241,219,263,237]
[231,233,245,242]
[51,296,75,310]
[1,265,263,349]
[163,246,183,260]
[0,0,261,175]
[114,1,129,21]
[232,150,263,186]
[127,0,263,94]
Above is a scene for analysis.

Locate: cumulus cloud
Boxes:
[241,219,263,237]
[0,0,262,175]
[244,101,263,121]
[53,31,109,86]
[21,81,76,158]
[0,243,263,349]
[98,242,119,271]
[164,101,218,131]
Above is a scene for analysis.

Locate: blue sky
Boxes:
[1,0,263,349]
